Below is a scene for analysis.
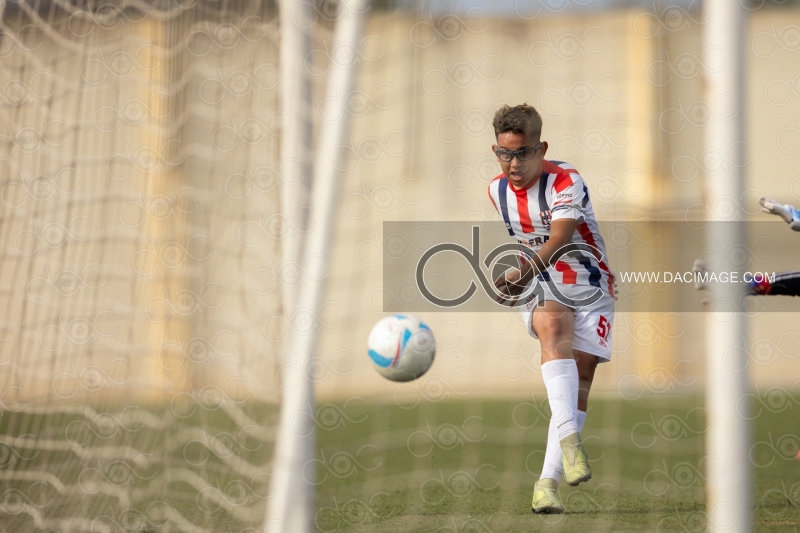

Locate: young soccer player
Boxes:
[694,197,800,296]
[485,104,616,514]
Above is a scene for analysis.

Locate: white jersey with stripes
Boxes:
[487,159,615,295]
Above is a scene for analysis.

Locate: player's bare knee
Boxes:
[537,328,573,360]
[533,314,568,340]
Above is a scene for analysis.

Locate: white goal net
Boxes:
[0,0,335,530]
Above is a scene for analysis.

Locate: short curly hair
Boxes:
[492,104,543,138]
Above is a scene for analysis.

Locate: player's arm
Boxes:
[494,218,580,304]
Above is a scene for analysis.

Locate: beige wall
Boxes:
[2,6,798,406]
[317,8,800,400]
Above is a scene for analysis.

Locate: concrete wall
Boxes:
[317,8,800,400]
[2,5,798,406]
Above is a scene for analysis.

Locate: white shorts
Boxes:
[518,283,615,362]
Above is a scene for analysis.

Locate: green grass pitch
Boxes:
[315,395,800,532]
[0,394,797,532]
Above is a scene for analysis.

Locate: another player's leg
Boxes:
[694,258,770,295]
[760,271,800,296]
[759,197,800,230]
[694,259,800,297]
[533,301,591,487]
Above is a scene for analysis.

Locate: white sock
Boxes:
[541,409,587,482]
[541,359,580,440]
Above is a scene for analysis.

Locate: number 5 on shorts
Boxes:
[596,315,610,341]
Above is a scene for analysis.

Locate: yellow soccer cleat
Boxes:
[532,478,564,514]
[561,432,592,486]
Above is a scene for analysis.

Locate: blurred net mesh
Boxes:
[0,0,334,530]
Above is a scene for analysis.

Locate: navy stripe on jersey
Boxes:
[575,254,602,287]
[537,172,549,213]
[582,184,589,208]
[498,177,514,236]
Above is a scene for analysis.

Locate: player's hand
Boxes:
[760,196,793,223]
[612,278,619,301]
[493,268,528,305]
[759,197,800,231]
[759,197,780,214]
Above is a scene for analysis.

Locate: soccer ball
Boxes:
[367,314,436,382]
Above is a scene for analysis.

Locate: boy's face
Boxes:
[492,132,547,190]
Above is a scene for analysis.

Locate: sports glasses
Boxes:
[494,142,542,162]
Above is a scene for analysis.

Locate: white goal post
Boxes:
[265,0,369,531]
[703,0,752,531]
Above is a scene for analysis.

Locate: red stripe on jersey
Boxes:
[555,260,577,284]
[540,159,565,174]
[577,221,615,293]
[540,160,576,194]
[577,222,601,259]
[553,172,573,193]
[513,187,535,233]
